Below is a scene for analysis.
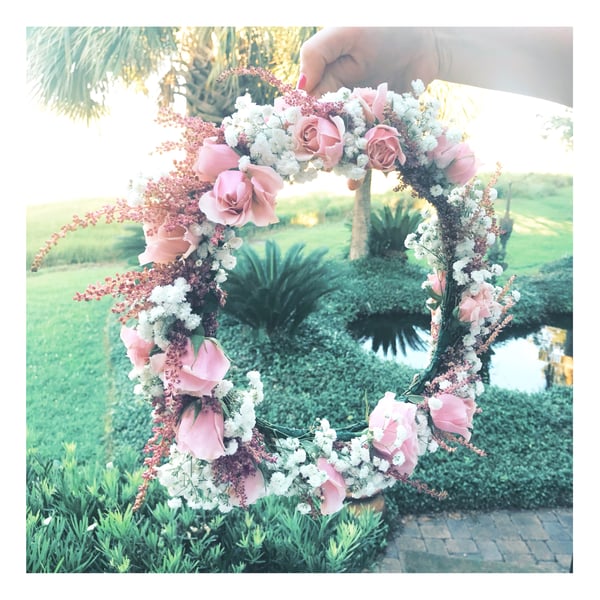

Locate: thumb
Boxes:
[298,45,327,94]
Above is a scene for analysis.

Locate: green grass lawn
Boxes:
[26,263,124,462]
[26,197,135,270]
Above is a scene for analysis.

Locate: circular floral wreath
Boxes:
[33,67,518,517]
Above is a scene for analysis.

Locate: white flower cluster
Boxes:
[191,221,243,284]
[157,446,238,513]
[405,207,442,264]
[137,277,201,348]
[222,93,303,180]
[223,371,263,444]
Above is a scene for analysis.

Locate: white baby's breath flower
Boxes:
[411,79,425,95]
[296,502,312,515]
[392,451,406,466]
[238,155,251,171]
[167,497,182,509]
[214,379,234,399]
[430,184,444,197]
[225,439,239,455]
[428,396,443,410]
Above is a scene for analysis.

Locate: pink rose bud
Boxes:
[429,134,478,185]
[120,325,154,370]
[425,270,446,299]
[444,143,478,185]
[292,114,345,169]
[150,337,230,398]
[199,165,282,227]
[458,282,501,326]
[176,401,226,461]
[352,82,388,123]
[138,221,200,265]
[368,392,419,477]
[364,124,406,172]
[316,458,347,515]
[429,393,476,441]
[193,136,239,182]
[229,468,266,508]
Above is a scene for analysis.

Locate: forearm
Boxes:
[433,27,572,106]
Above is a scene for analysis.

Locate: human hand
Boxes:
[298,27,441,97]
[299,27,572,106]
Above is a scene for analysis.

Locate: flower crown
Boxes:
[32,68,518,516]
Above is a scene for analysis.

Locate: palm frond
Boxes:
[26,26,177,122]
[369,200,422,258]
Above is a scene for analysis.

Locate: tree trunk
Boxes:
[349,169,372,261]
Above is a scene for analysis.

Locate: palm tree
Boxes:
[26,27,178,122]
[26,26,317,122]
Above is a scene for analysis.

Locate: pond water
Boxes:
[348,314,573,393]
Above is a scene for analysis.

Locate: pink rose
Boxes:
[429,393,476,441]
[316,457,346,515]
[193,136,239,182]
[229,468,266,507]
[150,337,230,397]
[425,270,447,299]
[458,282,501,326]
[364,124,406,172]
[352,82,388,123]
[120,325,154,370]
[199,165,282,227]
[368,392,419,477]
[429,134,478,185]
[292,115,345,169]
[138,221,200,265]
[176,401,226,460]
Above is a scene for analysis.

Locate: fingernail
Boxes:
[296,73,307,90]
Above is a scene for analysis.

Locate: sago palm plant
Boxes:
[369,201,423,259]
[222,240,339,338]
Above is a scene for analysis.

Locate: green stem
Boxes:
[256,416,368,442]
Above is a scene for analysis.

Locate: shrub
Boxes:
[369,201,422,258]
[26,445,387,573]
[509,256,573,327]
[222,240,339,338]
